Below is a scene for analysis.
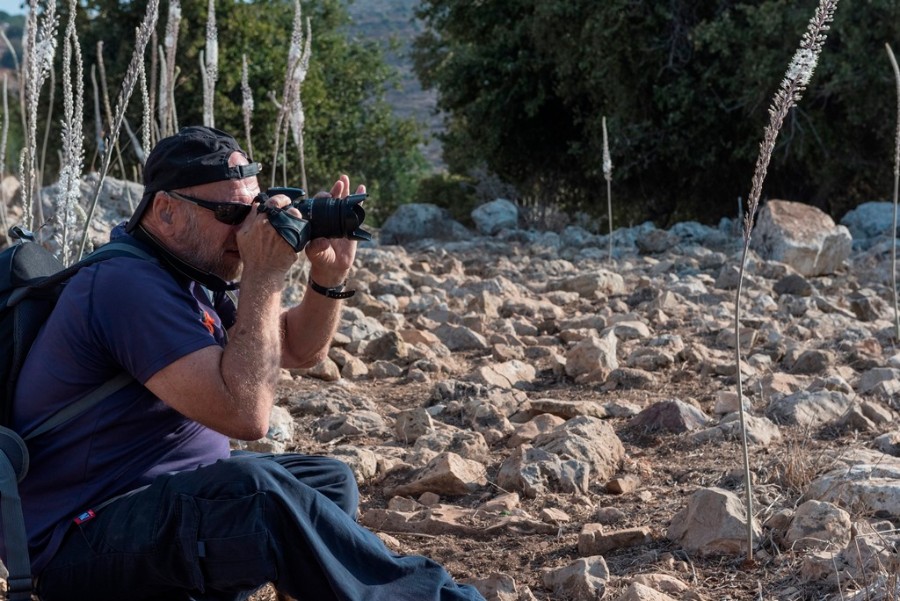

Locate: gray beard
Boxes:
[180,211,243,282]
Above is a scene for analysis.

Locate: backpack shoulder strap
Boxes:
[21,372,133,441]
[18,239,157,439]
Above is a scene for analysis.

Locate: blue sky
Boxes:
[0,0,23,15]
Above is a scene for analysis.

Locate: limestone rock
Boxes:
[360,503,556,538]
[387,452,487,497]
[784,500,852,552]
[628,399,710,434]
[469,360,536,389]
[767,390,853,427]
[566,331,619,382]
[615,582,679,601]
[666,487,760,556]
[313,410,387,442]
[578,523,652,555]
[394,408,435,444]
[379,203,470,245]
[533,416,626,483]
[542,556,609,601]
[751,200,851,276]
[471,199,519,235]
[840,201,896,242]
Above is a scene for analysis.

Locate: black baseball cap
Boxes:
[125,126,261,232]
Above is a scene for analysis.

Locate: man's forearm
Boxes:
[280,285,344,368]
[220,271,285,427]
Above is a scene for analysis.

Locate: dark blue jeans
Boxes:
[36,453,484,601]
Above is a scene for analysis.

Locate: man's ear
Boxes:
[144,192,177,231]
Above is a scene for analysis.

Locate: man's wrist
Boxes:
[308,276,355,299]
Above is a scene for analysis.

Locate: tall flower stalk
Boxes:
[201,0,218,128]
[58,0,85,265]
[602,116,613,264]
[734,0,838,562]
[241,54,254,158]
[886,43,900,341]
[159,0,181,137]
[271,0,311,189]
[139,54,151,161]
[77,0,160,260]
[20,0,58,232]
[0,75,8,236]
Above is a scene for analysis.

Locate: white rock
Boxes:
[666,487,760,556]
[751,200,851,276]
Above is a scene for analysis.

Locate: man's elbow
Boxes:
[230,416,271,441]
[282,346,331,370]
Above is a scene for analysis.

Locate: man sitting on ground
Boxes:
[15,126,485,601]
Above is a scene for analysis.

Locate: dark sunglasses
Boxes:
[165,190,254,225]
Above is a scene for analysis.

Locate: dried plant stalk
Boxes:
[160,0,181,137]
[886,43,900,341]
[241,54,254,158]
[58,0,85,265]
[21,0,58,232]
[202,0,218,128]
[77,0,160,259]
[602,116,613,264]
[0,75,8,235]
[39,67,54,195]
[139,56,151,162]
[734,0,838,562]
[271,0,311,189]
[0,28,26,177]
[90,64,103,171]
[97,41,129,181]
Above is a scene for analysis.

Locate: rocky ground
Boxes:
[237,197,900,601]
[6,180,900,600]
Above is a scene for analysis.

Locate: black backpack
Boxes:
[0,227,154,599]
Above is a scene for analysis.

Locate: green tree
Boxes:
[46,0,425,223]
[414,0,900,225]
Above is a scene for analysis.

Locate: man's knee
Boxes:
[279,455,359,517]
[319,457,359,517]
[226,454,359,517]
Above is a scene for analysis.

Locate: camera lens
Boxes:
[296,194,371,242]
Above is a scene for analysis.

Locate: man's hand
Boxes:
[305,174,365,287]
[236,193,299,279]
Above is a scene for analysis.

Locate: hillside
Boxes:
[344,0,444,168]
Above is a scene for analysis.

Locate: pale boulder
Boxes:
[666,487,760,556]
[751,200,851,276]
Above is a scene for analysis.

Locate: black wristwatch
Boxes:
[308,276,356,299]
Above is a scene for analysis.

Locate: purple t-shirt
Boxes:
[11,232,235,574]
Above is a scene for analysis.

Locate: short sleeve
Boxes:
[84,258,222,384]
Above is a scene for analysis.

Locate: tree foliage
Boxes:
[413,0,900,225]
[40,0,424,223]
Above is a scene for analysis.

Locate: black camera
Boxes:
[256,186,372,252]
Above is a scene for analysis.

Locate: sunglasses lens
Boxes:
[215,204,251,225]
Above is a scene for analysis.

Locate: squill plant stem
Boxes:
[21,0,58,232]
[201,0,218,128]
[59,0,85,265]
[271,0,311,189]
[602,116,613,264]
[159,0,180,137]
[97,42,128,181]
[77,0,160,260]
[886,43,900,341]
[241,54,254,159]
[734,0,838,563]
[0,75,8,235]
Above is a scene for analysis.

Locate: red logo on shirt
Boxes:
[202,311,215,335]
